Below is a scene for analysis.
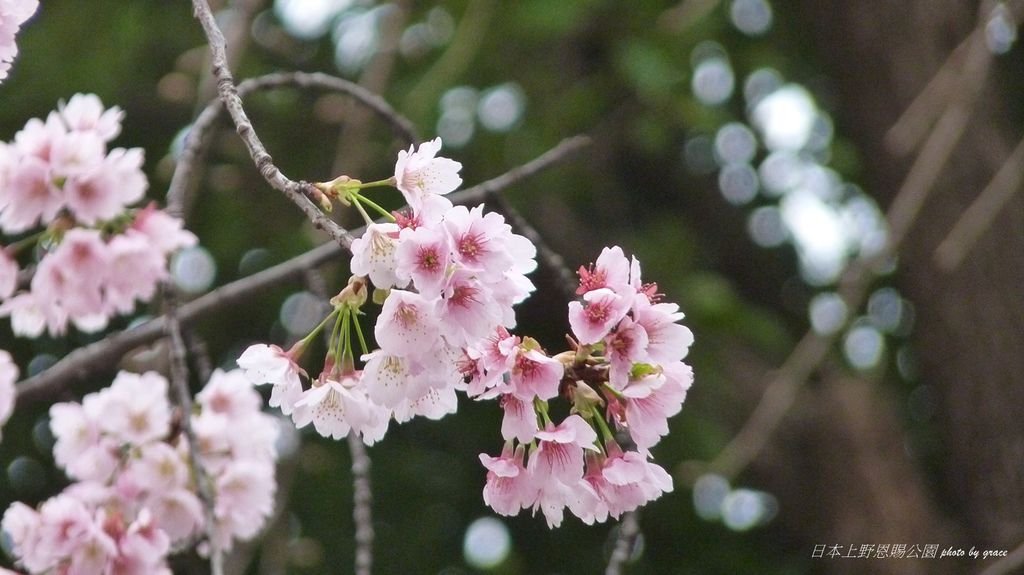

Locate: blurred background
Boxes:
[1,0,1023,573]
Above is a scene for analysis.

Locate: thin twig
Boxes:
[165,289,224,575]
[348,434,374,575]
[884,0,1022,156]
[605,511,640,575]
[690,3,997,483]
[468,135,591,197]
[189,0,353,247]
[15,136,590,404]
[934,133,1024,271]
[168,71,419,220]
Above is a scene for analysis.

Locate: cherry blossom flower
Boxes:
[499,395,538,443]
[617,361,693,453]
[393,137,462,211]
[96,371,171,447]
[237,343,305,415]
[350,222,404,289]
[0,349,16,440]
[395,224,452,297]
[633,297,695,364]
[508,345,563,402]
[59,93,123,142]
[0,0,37,82]
[479,444,536,517]
[0,95,195,338]
[576,245,631,295]
[528,415,599,484]
[568,287,633,345]
[375,289,440,354]
[585,443,673,519]
[533,475,604,528]
[0,247,16,299]
[292,374,384,443]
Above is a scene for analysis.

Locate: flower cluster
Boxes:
[237,138,694,528]
[0,94,196,336]
[1,369,279,573]
[470,246,693,527]
[0,0,36,82]
[239,138,537,444]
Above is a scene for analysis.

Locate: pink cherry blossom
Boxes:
[103,232,168,314]
[393,137,462,211]
[443,204,516,279]
[0,0,37,82]
[361,350,423,409]
[568,287,633,345]
[236,343,304,415]
[499,395,538,443]
[395,224,452,296]
[392,383,459,423]
[350,222,404,289]
[509,346,563,401]
[0,247,16,299]
[533,476,605,528]
[60,93,123,142]
[0,292,49,337]
[97,371,171,447]
[0,156,60,233]
[619,361,693,453]
[586,443,673,519]
[292,374,376,441]
[129,204,197,254]
[604,313,649,386]
[633,298,694,364]
[374,289,439,354]
[576,245,630,295]
[195,368,262,420]
[211,460,276,547]
[0,349,16,439]
[479,444,536,517]
[437,269,502,347]
[528,415,599,483]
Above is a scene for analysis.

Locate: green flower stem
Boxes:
[299,308,340,350]
[352,312,370,357]
[6,230,47,255]
[533,397,553,427]
[601,382,626,401]
[350,195,376,226]
[340,308,353,365]
[591,409,616,444]
[355,177,397,189]
[353,192,395,221]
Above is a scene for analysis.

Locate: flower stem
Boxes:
[350,196,376,226]
[352,312,370,357]
[354,193,395,221]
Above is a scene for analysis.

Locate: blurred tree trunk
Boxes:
[796,0,1024,551]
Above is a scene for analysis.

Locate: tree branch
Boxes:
[15,136,590,404]
[189,0,354,248]
[165,290,224,575]
[348,434,374,575]
[934,133,1024,271]
[168,70,419,219]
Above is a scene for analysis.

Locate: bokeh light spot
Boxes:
[463,517,511,569]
